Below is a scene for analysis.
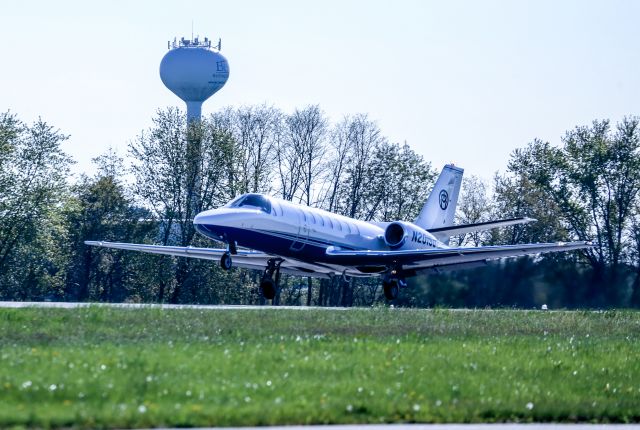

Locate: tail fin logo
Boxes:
[439,190,449,210]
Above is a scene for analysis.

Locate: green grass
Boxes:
[0,306,638,428]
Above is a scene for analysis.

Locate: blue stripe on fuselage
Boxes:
[195,223,352,262]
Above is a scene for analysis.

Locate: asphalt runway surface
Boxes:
[156,426,639,429]
[0,301,608,314]
[0,301,348,310]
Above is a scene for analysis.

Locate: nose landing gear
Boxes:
[220,241,238,271]
[220,252,233,270]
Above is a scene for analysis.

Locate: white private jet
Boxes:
[85,164,592,301]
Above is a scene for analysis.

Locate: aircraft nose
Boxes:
[193,211,207,225]
[193,208,241,227]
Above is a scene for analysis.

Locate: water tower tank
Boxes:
[160,37,229,122]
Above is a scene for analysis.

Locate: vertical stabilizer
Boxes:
[414,164,464,233]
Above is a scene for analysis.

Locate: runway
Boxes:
[0,301,601,313]
[0,301,348,310]
[155,425,640,429]
[0,301,605,314]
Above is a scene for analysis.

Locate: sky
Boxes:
[1,0,639,182]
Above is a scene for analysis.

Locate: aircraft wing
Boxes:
[325,241,593,273]
[85,240,592,279]
[84,241,334,279]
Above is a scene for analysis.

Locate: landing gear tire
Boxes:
[260,278,276,300]
[259,258,283,302]
[383,279,400,301]
[220,252,232,270]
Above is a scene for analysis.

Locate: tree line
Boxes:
[1,107,639,308]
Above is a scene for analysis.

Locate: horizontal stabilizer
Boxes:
[428,217,536,242]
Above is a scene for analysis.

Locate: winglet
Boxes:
[427,216,537,242]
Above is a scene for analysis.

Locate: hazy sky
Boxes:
[1,0,639,182]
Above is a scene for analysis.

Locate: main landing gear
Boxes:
[220,241,238,271]
[260,258,283,300]
[382,273,407,301]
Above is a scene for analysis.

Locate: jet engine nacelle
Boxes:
[384,221,439,250]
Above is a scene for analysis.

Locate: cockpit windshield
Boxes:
[226,193,272,213]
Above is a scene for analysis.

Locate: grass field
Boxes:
[0,306,638,428]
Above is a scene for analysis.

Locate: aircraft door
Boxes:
[290,209,310,252]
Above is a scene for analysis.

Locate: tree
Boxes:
[365,142,435,222]
[318,117,352,213]
[561,118,640,271]
[229,105,281,194]
[129,108,236,302]
[454,175,492,246]
[284,105,328,206]
[512,120,640,272]
[628,205,640,307]
[277,105,328,305]
[0,113,72,299]
[492,142,570,246]
[492,118,640,307]
[64,150,155,301]
[339,115,384,218]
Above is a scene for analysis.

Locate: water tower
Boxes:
[159,35,229,220]
[160,36,229,122]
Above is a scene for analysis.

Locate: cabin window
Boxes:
[308,212,316,224]
[226,193,272,214]
[317,214,325,227]
[326,217,333,229]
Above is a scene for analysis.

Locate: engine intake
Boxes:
[384,222,406,249]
